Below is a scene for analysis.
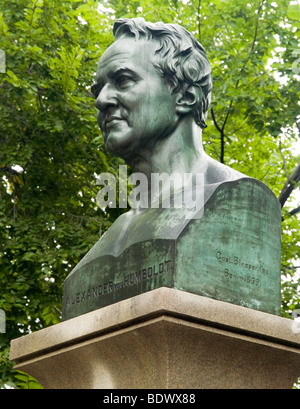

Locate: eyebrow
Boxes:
[91,67,138,97]
[109,66,136,79]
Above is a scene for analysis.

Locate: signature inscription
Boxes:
[216,251,269,275]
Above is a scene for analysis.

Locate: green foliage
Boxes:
[1,371,43,389]
[0,0,120,389]
[0,0,299,388]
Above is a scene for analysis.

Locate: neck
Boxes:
[125,118,209,206]
[128,118,206,176]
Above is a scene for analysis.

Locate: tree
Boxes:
[0,0,121,388]
[0,0,299,388]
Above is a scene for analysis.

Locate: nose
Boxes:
[95,83,118,111]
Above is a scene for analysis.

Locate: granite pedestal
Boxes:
[10,288,300,389]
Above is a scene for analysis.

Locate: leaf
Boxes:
[3,382,17,389]
[288,4,300,21]
[24,0,44,28]
[14,372,43,389]
[0,12,9,36]
[6,70,22,87]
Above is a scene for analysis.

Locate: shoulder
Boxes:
[203,154,280,204]
[205,154,247,184]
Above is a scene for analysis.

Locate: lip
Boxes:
[105,116,124,128]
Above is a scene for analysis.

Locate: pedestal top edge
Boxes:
[10,288,300,362]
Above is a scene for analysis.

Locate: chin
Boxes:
[105,133,136,157]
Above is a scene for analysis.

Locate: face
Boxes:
[91,37,179,160]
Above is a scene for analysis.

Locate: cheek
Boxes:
[152,83,176,109]
[151,93,177,124]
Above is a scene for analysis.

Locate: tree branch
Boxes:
[282,264,300,270]
[210,108,222,133]
[220,130,224,164]
[197,0,202,41]
[221,99,233,133]
[211,108,225,163]
[289,205,300,217]
[282,205,300,221]
[249,1,263,54]
[278,162,300,208]
[209,0,264,165]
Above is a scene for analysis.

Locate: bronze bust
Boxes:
[62,18,281,320]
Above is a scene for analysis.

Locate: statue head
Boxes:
[92,18,213,161]
[113,17,213,129]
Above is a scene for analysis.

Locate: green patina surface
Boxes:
[175,179,281,314]
[62,179,281,320]
[62,240,175,320]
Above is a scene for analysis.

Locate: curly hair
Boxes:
[113,17,213,129]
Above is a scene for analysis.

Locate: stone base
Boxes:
[10,288,300,389]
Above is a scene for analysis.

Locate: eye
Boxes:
[115,74,133,89]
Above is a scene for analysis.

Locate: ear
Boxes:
[175,85,198,115]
